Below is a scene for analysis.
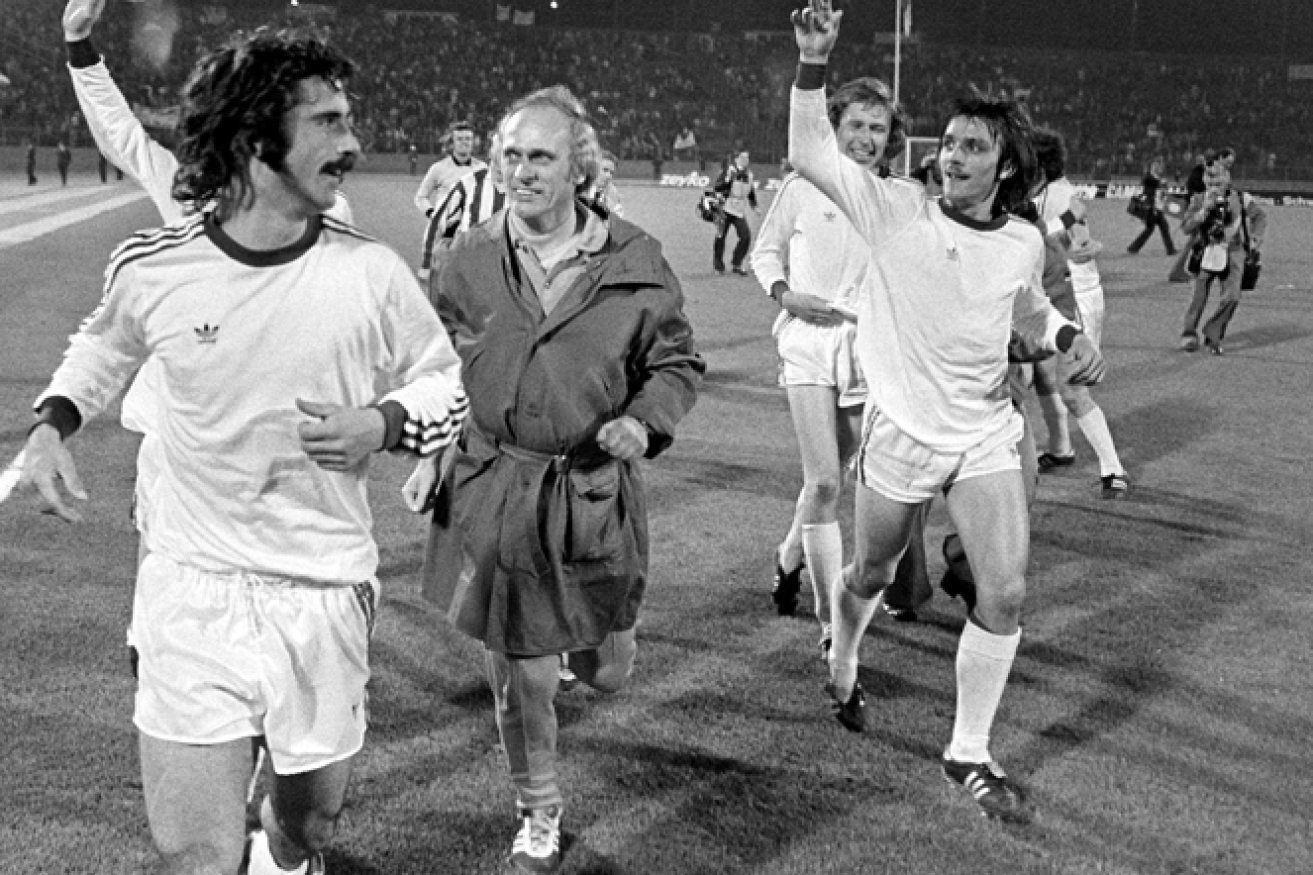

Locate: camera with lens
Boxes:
[1198,192,1233,244]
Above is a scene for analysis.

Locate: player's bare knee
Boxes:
[273,808,341,857]
[155,836,245,875]
[845,562,888,600]
[974,576,1025,617]
[801,473,842,509]
[1062,388,1096,418]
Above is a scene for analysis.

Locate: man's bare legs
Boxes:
[938,468,1029,819]
[827,487,923,700]
[139,736,253,875]
[774,385,862,628]
[139,733,353,875]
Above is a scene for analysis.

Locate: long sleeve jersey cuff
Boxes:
[795,62,827,90]
[66,38,101,69]
[373,400,408,451]
[1055,325,1080,353]
[32,396,82,440]
[379,385,470,456]
[1044,211,1078,237]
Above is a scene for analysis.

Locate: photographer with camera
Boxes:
[711,149,759,275]
[1127,156,1176,256]
[1178,162,1266,354]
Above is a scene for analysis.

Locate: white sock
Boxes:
[828,570,882,697]
[1038,392,1071,455]
[802,522,842,627]
[948,621,1021,764]
[1075,406,1124,477]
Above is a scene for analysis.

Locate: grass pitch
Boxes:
[1,172,1312,873]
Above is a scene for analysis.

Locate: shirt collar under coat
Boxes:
[491,200,670,291]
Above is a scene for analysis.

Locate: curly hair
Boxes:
[827,77,907,161]
[945,96,1037,218]
[498,85,601,195]
[171,30,355,213]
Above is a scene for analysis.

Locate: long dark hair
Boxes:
[945,96,1037,218]
[1030,126,1067,184]
[171,30,355,213]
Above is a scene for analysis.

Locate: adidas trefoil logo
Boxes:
[194,323,219,344]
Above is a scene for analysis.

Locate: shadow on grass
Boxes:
[1208,322,1311,356]
[1104,396,1217,469]
[564,736,898,875]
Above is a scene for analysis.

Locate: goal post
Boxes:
[899,136,940,178]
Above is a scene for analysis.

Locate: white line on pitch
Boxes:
[0,191,147,249]
[0,185,128,217]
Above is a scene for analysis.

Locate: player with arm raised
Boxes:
[790,0,1102,822]
[750,75,933,652]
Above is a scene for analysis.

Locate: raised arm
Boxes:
[788,0,914,249]
[64,0,181,221]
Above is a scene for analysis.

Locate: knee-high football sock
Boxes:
[948,621,1021,764]
[828,570,882,697]
[802,522,842,627]
[1075,406,1124,476]
[1037,392,1071,456]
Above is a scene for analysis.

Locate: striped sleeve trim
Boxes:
[86,216,206,333]
[352,580,377,637]
[321,214,376,243]
[397,390,470,456]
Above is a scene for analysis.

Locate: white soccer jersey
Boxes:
[68,56,355,438]
[751,171,871,314]
[414,155,486,216]
[790,85,1074,454]
[1038,176,1102,295]
[38,214,468,583]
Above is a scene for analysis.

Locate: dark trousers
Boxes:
[1183,255,1243,344]
[1128,210,1176,254]
[713,213,751,270]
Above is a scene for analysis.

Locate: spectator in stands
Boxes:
[1127,156,1176,255]
[673,124,697,161]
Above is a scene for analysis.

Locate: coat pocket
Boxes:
[565,465,623,562]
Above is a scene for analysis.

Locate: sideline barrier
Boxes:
[653,172,1313,207]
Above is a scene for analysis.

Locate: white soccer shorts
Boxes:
[773,313,867,408]
[132,552,376,775]
[857,406,1024,503]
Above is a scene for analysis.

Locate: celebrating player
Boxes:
[790,0,1103,822]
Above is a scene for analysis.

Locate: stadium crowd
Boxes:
[2,0,1310,180]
